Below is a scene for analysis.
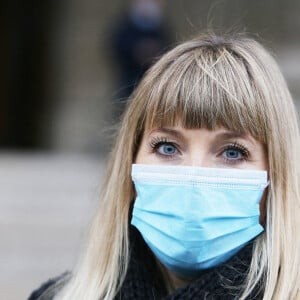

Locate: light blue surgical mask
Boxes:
[131,164,268,278]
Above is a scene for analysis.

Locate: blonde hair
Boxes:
[58,34,300,299]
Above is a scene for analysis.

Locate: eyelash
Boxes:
[222,142,250,163]
[149,137,250,163]
[150,137,179,158]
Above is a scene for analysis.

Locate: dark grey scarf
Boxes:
[116,227,263,299]
[28,227,263,300]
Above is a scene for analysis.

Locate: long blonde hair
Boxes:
[59,34,300,299]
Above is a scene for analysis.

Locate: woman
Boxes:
[30,34,300,299]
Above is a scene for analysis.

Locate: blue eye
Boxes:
[224,148,242,159]
[223,143,249,162]
[150,137,179,158]
[157,143,177,156]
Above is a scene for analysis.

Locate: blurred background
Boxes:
[1,0,299,299]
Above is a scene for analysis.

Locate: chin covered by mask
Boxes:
[131,164,268,278]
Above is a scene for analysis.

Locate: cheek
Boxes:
[134,148,141,163]
[135,145,148,164]
[134,134,147,163]
[135,134,160,164]
[259,144,268,171]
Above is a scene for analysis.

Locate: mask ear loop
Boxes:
[259,185,269,227]
[130,169,137,223]
[129,197,135,224]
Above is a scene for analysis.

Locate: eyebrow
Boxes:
[149,128,185,139]
[214,131,257,147]
[215,131,248,140]
[150,127,247,138]
[149,127,256,145]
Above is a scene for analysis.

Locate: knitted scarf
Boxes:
[116,226,263,299]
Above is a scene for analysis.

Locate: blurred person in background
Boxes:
[29,33,300,299]
[110,0,172,118]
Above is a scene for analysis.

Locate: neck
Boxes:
[156,260,193,293]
